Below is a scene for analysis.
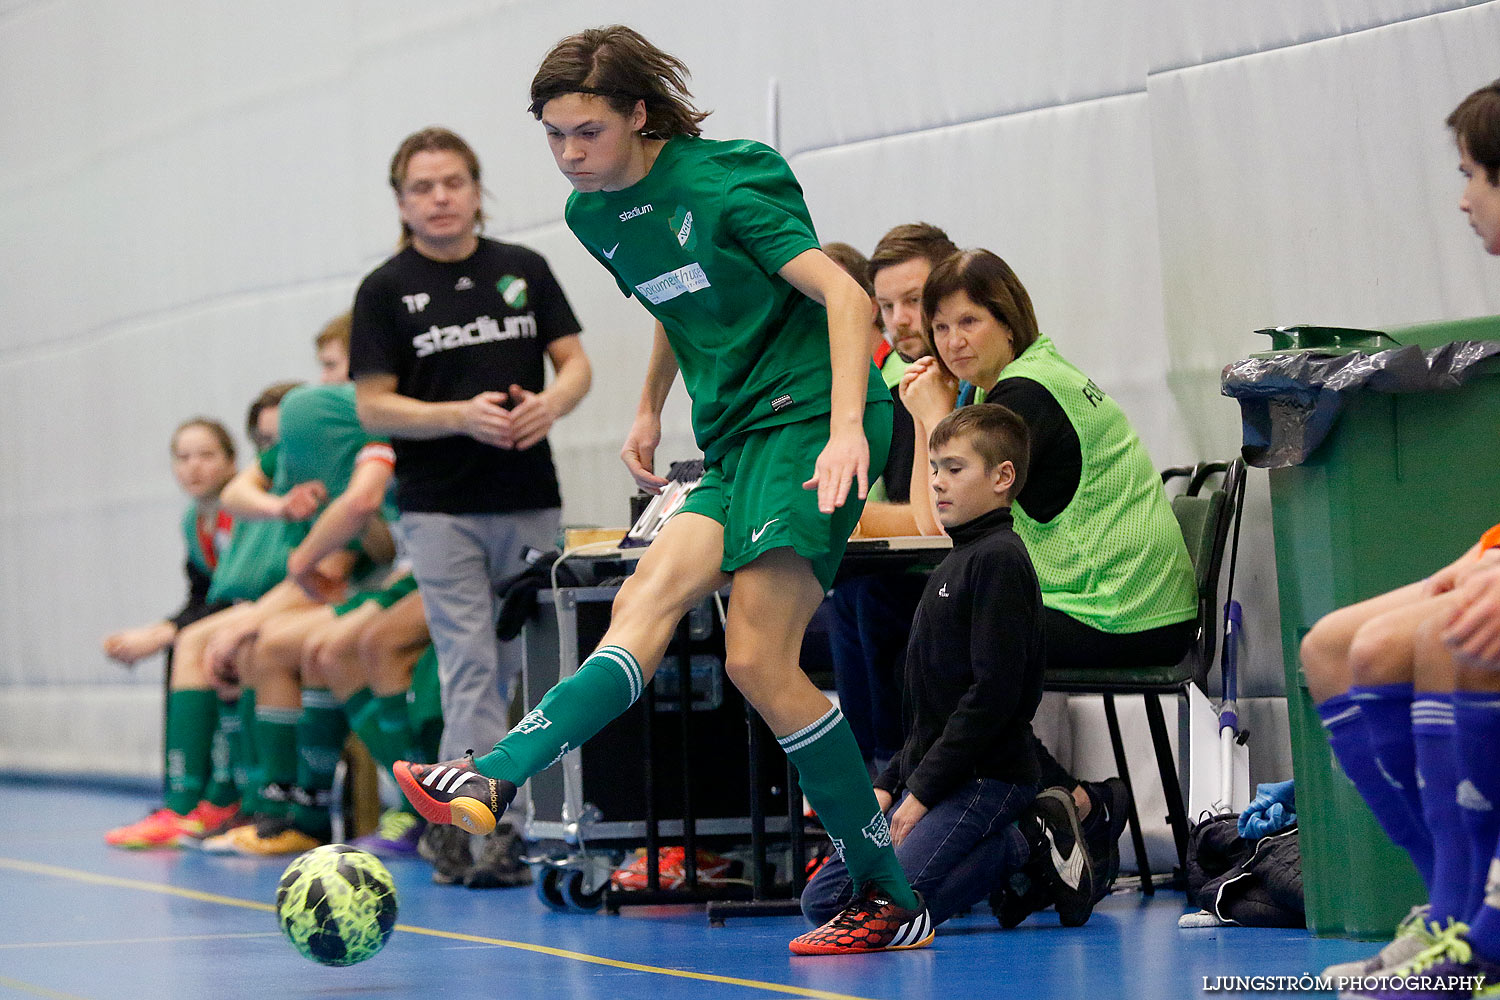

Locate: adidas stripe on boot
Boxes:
[394,752,515,836]
[789,886,935,956]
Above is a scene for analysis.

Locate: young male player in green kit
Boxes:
[210,379,398,856]
[397,24,932,954]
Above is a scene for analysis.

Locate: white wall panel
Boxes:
[1,25,363,348]
[5,0,1500,779]
[0,687,160,776]
[766,0,1151,157]
[1149,1,1500,699]
[1152,2,1500,386]
[793,94,1193,467]
[1148,0,1487,74]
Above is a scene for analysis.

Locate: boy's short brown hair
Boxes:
[245,380,302,451]
[928,403,1031,498]
[315,311,351,352]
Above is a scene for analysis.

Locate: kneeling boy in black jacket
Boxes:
[801,404,1095,931]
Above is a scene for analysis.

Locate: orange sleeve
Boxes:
[1478,523,1500,556]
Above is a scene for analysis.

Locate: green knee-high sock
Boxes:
[377,692,419,763]
[164,689,219,815]
[292,689,346,839]
[408,645,443,766]
[475,644,643,784]
[347,688,422,817]
[347,689,417,771]
[780,706,917,909]
[343,687,375,745]
[236,689,264,814]
[382,693,426,815]
[203,698,240,808]
[254,702,301,819]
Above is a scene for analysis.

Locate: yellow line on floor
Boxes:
[0,858,276,912]
[0,858,875,1000]
[0,932,281,950]
[391,923,878,999]
[0,974,90,1000]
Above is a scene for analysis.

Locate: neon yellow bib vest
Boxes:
[982,336,1196,633]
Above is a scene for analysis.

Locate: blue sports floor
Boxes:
[0,780,1372,1000]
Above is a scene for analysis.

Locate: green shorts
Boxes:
[332,572,418,617]
[677,401,893,591]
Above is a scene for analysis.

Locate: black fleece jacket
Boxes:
[875,506,1045,806]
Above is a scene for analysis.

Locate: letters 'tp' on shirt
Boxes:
[563,135,886,460]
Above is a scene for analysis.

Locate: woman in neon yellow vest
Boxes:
[900,248,1197,673]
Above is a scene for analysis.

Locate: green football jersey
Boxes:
[273,383,394,547]
[564,135,886,459]
[180,501,232,576]
[208,390,394,603]
[181,504,211,576]
[208,446,288,604]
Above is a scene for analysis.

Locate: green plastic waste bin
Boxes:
[1254,316,1500,939]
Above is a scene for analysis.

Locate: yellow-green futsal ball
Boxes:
[276,845,398,966]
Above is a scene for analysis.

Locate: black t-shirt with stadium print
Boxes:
[351,238,581,514]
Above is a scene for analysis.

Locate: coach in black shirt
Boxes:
[350,127,590,885]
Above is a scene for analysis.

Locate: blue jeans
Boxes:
[827,573,926,768]
[801,777,1037,927]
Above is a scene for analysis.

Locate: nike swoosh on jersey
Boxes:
[603,243,620,259]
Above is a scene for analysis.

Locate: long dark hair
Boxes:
[529,25,709,139]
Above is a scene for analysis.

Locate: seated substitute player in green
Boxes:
[211,379,398,856]
[102,417,240,848]
[104,382,311,849]
[397,24,932,954]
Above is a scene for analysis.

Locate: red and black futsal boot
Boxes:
[394,751,515,836]
[788,886,934,955]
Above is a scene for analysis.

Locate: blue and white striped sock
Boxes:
[1412,694,1470,925]
[1317,692,1434,885]
[1454,691,1500,923]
